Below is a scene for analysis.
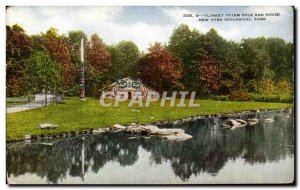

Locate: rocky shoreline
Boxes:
[7,107,293,143]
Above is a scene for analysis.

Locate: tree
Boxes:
[199,55,220,94]
[168,24,203,91]
[241,37,273,92]
[276,79,293,97]
[31,34,44,52]
[139,43,182,92]
[6,25,32,97]
[86,34,111,96]
[201,28,228,63]
[257,79,276,95]
[87,34,111,74]
[67,30,88,65]
[107,41,139,81]
[265,38,294,85]
[199,29,244,95]
[42,28,77,94]
[27,51,61,106]
[219,41,245,94]
[285,43,294,83]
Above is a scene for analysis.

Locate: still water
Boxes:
[7,110,294,184]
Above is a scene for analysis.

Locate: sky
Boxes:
[6,6,294,50]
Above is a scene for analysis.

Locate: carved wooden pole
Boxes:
[80,37,86,100]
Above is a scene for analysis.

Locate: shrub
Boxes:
[276,79,293,96]
[258,79,276,95]
[250,93,280,102]
[212,95,229,101]
[251,79,293,103]
[64,85,80,96]
[279,95,294,103]
[249,93,293,103]
[229,90,251,101]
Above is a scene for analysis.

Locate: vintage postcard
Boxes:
[6,6,294,184]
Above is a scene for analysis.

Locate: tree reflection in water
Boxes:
[7,111,294,183]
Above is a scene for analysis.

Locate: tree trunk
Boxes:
[55,89,58,104]
[45,88,48,107]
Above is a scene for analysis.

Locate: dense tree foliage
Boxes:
[26,51,61,105]
[67,30,88,65]
[241,37,273,92]
[86,34,111,74]
[6,24,294,100]
[6,25,32,97]
[41,28,77,92]
[86,34,111,97]
[219,41,245,94]
[199,55,220,94]
[139,43,182,92]
[168,24,203,91]
[107,41,140,81]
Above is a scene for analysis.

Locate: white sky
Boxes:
[6,6,294,50]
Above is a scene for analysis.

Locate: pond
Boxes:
[7,110,294,184]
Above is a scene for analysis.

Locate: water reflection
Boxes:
[7,110,294,184]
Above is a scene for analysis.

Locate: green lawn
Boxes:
[7,97,293,141]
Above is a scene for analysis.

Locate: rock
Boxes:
[222,119,247,129]
[140,125,160,133]
[126,125,141,133]
[113,124,126,129]
[165,121,170,124]
[162,133,192,141]
[111,124,127,132]
[247,118,259,125]
[154,128,192,141]
[151,128,185,135]
[93,128,110,134]
[39,142,54,146]
[24,134,31,140]
[39,123,59,129]
[222,119,239,128]
[282,108,292,114]
[235,119,247,127]
[113,123,192,141]
[128,137,139,140]
[265,118,274,122]
[125,124,159,135]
